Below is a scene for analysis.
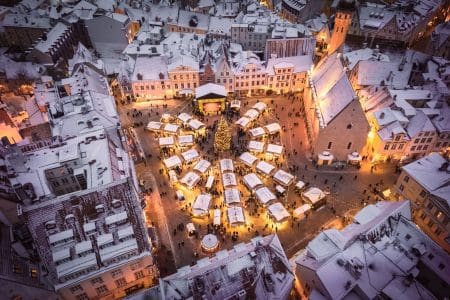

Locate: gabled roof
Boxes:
[406,110,435,138]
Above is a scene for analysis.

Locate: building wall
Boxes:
[394,171,450,253]
[435,131,450,151]
[408,131,438,159]
[328,10,353,54]
[132,79,172,100]
[234,63,267,96]
[312,100,370,160]
[265,38,315,60]
[294,264,330,299]
[168,66,199,96]
[231,25,269,52]
[167,24,207,35]
[4,26,47,50]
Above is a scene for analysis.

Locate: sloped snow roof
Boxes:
[132,56,168,81]
[196,83,226,98]
[406,111,435,138]
[266,55,313,75]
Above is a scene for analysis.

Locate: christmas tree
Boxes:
[214,117,231,152]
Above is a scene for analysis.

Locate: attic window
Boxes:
[405,234,411,240]
[347,123,352,129]
[81,152,87,158]
[428,253,434,260]
[438,263,445,270]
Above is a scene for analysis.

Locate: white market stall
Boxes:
[266,144,284,158]
[347,151,362,165]
[227,206,245,226]
[256,161,276,176]
[267,202,290,222]
[180,172,201,189]
[238,152,258,167]
[159,136,175,148]
[317,151,334,166]
[181,149,200,163]
[235,117,252,129]
[293,204,311,220]
[163,123,180,135]
[177,135,194,148]
[205,175,214,190]
[222,173,237,187]
[303,187,326,208]
[275,185,286,195]
[193,159,211,174]
[201,234,219,252]
[264,123,281,135]
[255,187,276,206]
[192,193,212,217]
[249,127,266,139]
[243,173,264,191]
[224,188,241,206]
[160,113,172,123]
[230,99,241,110]
[248,140,265,153]
[146,121,163,132]
[244,109,260,120]
[187,119,206,132]
[252,102,267,112]
[220,159,234,173]
[163,155,182,169]
[295,180,306,191]
[177,112,192,124]
[273,169,295,186]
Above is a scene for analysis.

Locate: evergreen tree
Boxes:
[214,117,231,152]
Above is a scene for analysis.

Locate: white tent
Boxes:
[146,121,163,132]
[293,204,311,218]
[224,188,241,206]
[252,102,267,112]
[244,109,260,120]
[248,140,265,153]
[255,187,276,206]
[264,123,281,135]
[159,136,175,148]
[230,100,241,110]
[317,151,334,166]
[249,127,266,138]
[275,185,286,194]
[181,149,200,163]
[180,172,201,189]
[205,175,214,190]
[295,180,306,190]
[303,187,326,205]
[163,123,180,135]
[222,172,237,187]
[243,173,263,190]
[220,159,234,173]
[193,159,211,174]
[177,112,192,124]
[266,144,283,156]
[235,117,251,128]
[163,155,182,169]
[238,152,258,167]
[227,206,245,225]
[268,202,290,222]
[177,135,194,147]
[188,119,205,131]
[192,193,212,216]
[347,151,362,164]
[256,161,276,176]
[160,113,172,122]
[273,170,295,186]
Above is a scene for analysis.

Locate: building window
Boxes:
[70,285,83,293]
[130,262,141,271]
[391,144,397,150]
[399,184,404,191]
[384,144,390,150]
[405,234,411,240]
[404,176,409,183]
[91,277,104,285]
[347,142,352,150]
[436,211,443,220]
[414,139,419,144]
[420,212,426,220]
[95,285,109,296]
[115,277,127,288]
[111,269,123,278]
[438,263,445,270]
[411,146,416,151]
[420,190,427,198]
[398,143,404,150]
[327,142,332,150]
[134,270,145,280]
[423,145,428,151]
[435,228,443,236]
[347,123,352,129]
[428,253,434,260]
[75,294,89,300]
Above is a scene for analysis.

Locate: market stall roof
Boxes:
[243,173,264,190]
[159,136,175,148]
[193,193,212,216]
[193,159,211,174]
[248,140,265,152]
[264,123,281,135]
[220,159,234,173]
[222,172,237,187]
[293,204,312,217]
[256,161,276,176]
[181,148,200,162]
[177,112,192,123]
[239,152,258,167]
[180,171,201,189]
[303,187,326,204]
[196,83,227,99]
[268,202,290,222]
[188,119,205,131]
[244,109,260,120]
[266,144,284,155]
[163,155,182,169]
[295,180,306,190]
[275,185,286,194]
[318,151,334,161]
[201,234,219,251]
[224,188,241,206]
[252,102,267,112]
[255,187,276,206]
[178,135,194,146]
[161,113,172,122]
[235,116,252,128]
[249,127,266,138]
[273,169,295,186]
[227,206,245,224]
[163,123,180,134]
[348,151,362,161]
[230,99,241,109]
[146,121,163,131]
